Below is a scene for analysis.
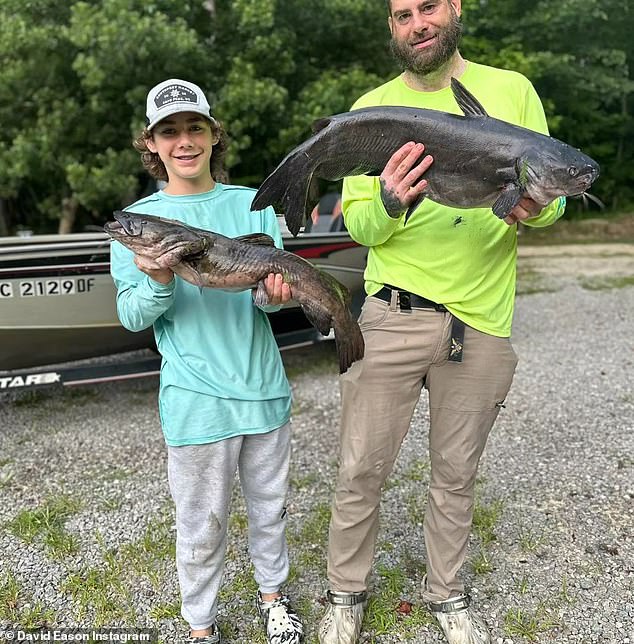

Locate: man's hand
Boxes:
[134,255,174,285]
[503,197,543,226]
[380,141,433,218]
[261,272,292,305]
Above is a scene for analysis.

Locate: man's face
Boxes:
[388,0,462,76]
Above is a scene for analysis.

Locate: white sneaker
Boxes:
[429,595,491,644]
[318,590,367,644]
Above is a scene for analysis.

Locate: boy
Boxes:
[110,78,303,644]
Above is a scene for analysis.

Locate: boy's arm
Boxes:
[110,241,175,332]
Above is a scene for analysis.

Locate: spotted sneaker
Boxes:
[318,590,367,644]
[257,591,304,644]
[428,594,491,644]
[185,622,221,644]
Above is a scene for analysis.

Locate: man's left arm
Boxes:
[504,81,566,228]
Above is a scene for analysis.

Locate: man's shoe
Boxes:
[318,590,367,644]
[257,591,304,644]
[428,594,491,644]
[186,623,222,643]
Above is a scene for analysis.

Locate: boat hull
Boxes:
[0,227,366,370]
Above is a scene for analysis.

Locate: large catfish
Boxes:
[105,211,364,373]
[251,78,600,236]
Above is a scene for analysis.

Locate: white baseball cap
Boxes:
[145,78,213,130]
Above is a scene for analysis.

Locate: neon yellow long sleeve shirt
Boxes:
[342,61,565,337]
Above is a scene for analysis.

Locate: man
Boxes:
[318,2,565,644]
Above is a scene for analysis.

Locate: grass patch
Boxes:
[121,514,176,590]
[229,510,248,532]
[365,565,435,638]
[405,491,425,526]
[292,502,331,546]
[558,575,576,605]
[403,458,430,482]
[99,467,134,481]
[400,549,427,579]
[503,604,560,641]
[471,547,494,575]
[516,268,559,295]
[578,275,634,290]
[518,526,546,553]
[516,575,530,595]
[62,538,136,625]
[472,499,503,546]
[98,495,122,512]
[0,572,55,628]
[469,498,503,576]
[291,472,320,490]
[219,568,258,604]
[289,502,331,574]
[6,495,82,558]
[149,600,181,620]
[62,514,177,625]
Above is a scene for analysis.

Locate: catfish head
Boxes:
[104,210,207,268]
[519,140,600,206]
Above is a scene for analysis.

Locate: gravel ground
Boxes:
[0,245,633,644]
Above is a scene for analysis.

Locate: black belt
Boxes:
[372,285,465,362]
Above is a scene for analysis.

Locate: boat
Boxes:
[0,216,367,389]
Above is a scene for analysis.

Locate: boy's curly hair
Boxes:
[133,119,229,184]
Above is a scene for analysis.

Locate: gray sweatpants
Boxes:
[167,423,291,630]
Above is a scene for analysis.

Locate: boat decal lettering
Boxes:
[0,277,96,297]
[0,372,61,389]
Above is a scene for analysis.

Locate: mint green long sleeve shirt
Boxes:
[110,184,291,446]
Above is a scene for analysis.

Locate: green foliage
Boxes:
[462,0,634,212]
[0,0,631,232]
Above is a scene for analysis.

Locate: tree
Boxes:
[0,0,216,232]
[0,0,631,233]
[461,0,634,211]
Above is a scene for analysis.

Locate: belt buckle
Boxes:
[398,291,411,311]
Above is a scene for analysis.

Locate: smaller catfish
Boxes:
[104,210,364,374]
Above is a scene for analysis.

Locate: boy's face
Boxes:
[147,112,218,189]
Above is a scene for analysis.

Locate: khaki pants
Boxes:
[327,296,518,602]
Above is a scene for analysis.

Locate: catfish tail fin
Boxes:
[251,148,316,237]
[332,313,365,374]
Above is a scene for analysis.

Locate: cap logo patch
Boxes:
[154,84,198,109]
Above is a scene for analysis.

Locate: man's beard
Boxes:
[389,12,463,76]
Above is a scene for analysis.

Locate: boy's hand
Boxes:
[262,273,292,305]
[134,255,174,285]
